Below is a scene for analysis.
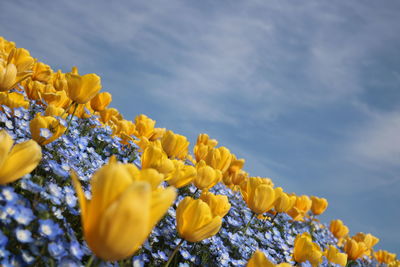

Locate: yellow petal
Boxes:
[0,130,13,168]
[0,140,42,184]
[149,187,176,230]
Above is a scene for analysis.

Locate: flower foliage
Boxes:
[0,36,398,267]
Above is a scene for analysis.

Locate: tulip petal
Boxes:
[189,216,222,243]
[71,171,88,228]
[0,130,13,168]
[0,140,41,184]
[149,186,176,230]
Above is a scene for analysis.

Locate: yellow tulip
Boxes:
[232,170,248,186]
[293,232,323,267]
[65,71,102,104]
[90,92,112,111]
[52,70,68,91]
[205,146,232,173]
[176,196,222,242]
[352,232,379,255]
[193,160,222,191]
[134,114,156,139]
[165,160,196,188]
[22,79,46,101]
[71,159,176,261]
[374,250,397,264]
[161,130,189,160]
[343,238,367,261]
[324,245,347,266]
[241,177,276,214]
[194,143,212,162]
[0,63,17,91]
[247,250,293,267]
[99,107,122,124]
[0,130,42,185]
[200,191,231,217]
[274,192,296,213]
[149,127,166,141]
[8,48,35,80]
[329,219,349,241]
[29,113,66,145]
[31,62,53,83]
[44,105,67,119]
[222,154,245,186]
[0,92,29,110]
[196,133,218,147]
[141,141,174,175]
[310,196,328,215]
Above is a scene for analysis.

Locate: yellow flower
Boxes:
[324,245,347,266]
[29,113,66,145]
[287,195,312,221]
[241,177,276,214]
[374,250,397,264]
[176,196,222,242]
[200,191,231,217]
[65,71,102,104]
[44,105,67,118]
[71,158,176,261]
[31,62,53,83]
[141,141,174,175]
[90,92,112,111]
[329,219,349,241]
[0,92,29,110]
[293,232,323,267]
[193,160,222,191]
[8,47,35,80]
[52,70,68,91]
[161,130,189,160]
[352,232,379,255]
[0,130,42,185]
[196,133,218,147]
[222,154,245,186]
[0,63,17,91]
[343,238,367,261]
[134,114,156,139]
[194,143,212,162]
[205,146,232,173]
[247,250,293,267]
[274,192,296,213]
[165,160,196,188]
[310,196,328,215]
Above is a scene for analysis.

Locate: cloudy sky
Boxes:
[2,0,399,253]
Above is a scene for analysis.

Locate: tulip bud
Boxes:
[200,192,231,217]
[193,160,222,191]
[65,72,102,104]
[71,159,176,261]
[0,130,42,185]
[205,146,232,173]
[310,196,328,215]
[30,113,66,145]
[176,197,222,242]
[324,245,347,266]
[274,192,296,213]
[90,92,112,111]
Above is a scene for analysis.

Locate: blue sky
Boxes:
[2,0,400,253]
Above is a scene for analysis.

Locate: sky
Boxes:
[1,0,400,254]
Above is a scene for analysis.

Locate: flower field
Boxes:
[0,36,398,266]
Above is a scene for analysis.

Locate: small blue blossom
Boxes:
[38,219,63,240]
[15,228,33,243]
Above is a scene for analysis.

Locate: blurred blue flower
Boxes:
[39,219,63,240]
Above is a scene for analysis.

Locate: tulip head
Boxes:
[241,177,276,214]
[324,245,347,266]
[205,146,232,173]
[310,196,328,215]
[29,113,66,145]
[0,92,29,110]
[141,142,174,175]
[274,192,296,213]
[374,250,397,264]
[165,160,196,188]
[31,62,53,83]
[352,232,379,255]
[176,196,222,242]
[0,130,42,185]
[134,114,156,139]
[65,72,102,104]
[161,130,189,160]
[329,219,349,240]
[293,232,323,267]
[200,192,231,217]
[71,159,176,261]
[90,91,112,111]
[343,238,368,261]
[193,160,222,191]
[247,250,293,267]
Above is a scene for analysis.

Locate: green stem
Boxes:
[85,255,96,267]
[191,188,199,198]
[65,102,78,134]
[165,239,185,267]
[243,213,255,234]
[270,212,279,224]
